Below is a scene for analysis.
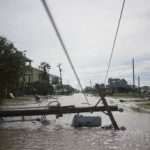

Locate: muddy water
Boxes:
[0,94,150,150]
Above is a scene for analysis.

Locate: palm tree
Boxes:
[39,62,51,73]
[39,62,51,81]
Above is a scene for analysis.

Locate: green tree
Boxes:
[39,62,51,82]
[31,62,54,95]
[0,36,26,98]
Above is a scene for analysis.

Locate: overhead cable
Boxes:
[104,0,126,85]
[41,0,90,105]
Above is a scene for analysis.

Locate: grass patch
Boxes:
[139,102,150,109]
[112,92,143,98]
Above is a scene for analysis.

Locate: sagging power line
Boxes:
[41,0,90,105]
[104,0,126,85]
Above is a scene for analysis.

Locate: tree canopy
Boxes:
[26,62,53,96]
[39,61,51,82]
[0,36,27,98]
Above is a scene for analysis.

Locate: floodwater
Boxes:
[0,94,150,150]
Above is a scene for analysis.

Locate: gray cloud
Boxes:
[0,0,150,88]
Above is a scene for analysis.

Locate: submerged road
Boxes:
[0,94,150,150]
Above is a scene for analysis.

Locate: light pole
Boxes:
[57,64,62,86]
[132,58,135,89]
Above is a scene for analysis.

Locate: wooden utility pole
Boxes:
[132,58,135,88]
[138,75,141,94]
[57,64,62,85]
[0,105,120,117]
[95,84,120,130]
[138,75,140,88]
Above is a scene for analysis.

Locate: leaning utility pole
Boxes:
[95,84,120,130]
[57,64,62,85]
[132,58,135,88]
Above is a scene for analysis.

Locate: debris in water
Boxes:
[72,114,101,127]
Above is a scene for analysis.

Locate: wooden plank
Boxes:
[0,105,119,117]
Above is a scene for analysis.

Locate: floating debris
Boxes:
[72,114,101,127]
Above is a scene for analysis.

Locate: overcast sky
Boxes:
[0,0,150,88]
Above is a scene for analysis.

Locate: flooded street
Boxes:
[0,94,150,150]
[1,0,150,149]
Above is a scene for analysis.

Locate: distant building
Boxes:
[108,78,128,88]
[24,67,60,86]
[108,78,129,92]
[18,56,60,95]
[19,56,32,87]
[141,86,150,94]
